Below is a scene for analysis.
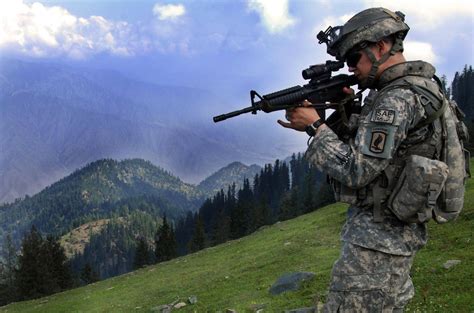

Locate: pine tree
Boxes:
[451,65,474,152]
[230,200,247,239]
[452,65,474,118]
[15,227,73,300]
[0,234,17,305]
[279,188,298,221]
[43,235,73,291]
[134,237,151,269]
[80,263,100,285]
[154,215,177,263]
[188,214,206,253]
[213,206,231,245]
[16,226,45,300]
[440,74,451,99]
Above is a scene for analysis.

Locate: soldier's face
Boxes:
[347,47,377,81]
[347,41,388,83]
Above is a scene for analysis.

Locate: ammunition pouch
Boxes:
[329,177,371,206]
[387,155,448,223]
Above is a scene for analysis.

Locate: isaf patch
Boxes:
[370,129,388,154]
[371,109,396,124]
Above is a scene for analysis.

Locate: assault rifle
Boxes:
[213,60,360,126]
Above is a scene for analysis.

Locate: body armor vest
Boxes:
[330,61,469,223]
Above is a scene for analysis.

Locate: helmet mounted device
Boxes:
[316,8,410,88]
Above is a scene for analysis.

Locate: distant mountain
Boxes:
[0,158,204,247]
[0,58,304,204]
[197,161,262,196]
[0,157,272,279]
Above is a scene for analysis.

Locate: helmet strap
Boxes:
[360,37,402,88]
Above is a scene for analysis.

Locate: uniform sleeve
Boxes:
[305,88,425,189]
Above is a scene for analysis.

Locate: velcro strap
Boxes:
[427,183,439,208]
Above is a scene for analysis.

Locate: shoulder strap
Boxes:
[409,84,447,131]
[379,75,447,131]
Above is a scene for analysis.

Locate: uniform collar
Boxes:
[375,61,436,90]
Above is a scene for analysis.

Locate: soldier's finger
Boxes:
[277,119,293,128]
[343,87,355,95]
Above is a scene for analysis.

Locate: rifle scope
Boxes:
[302,60,344,80]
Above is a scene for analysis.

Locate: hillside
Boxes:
[1,168,472,312]
[59,219,112,258]
[0,158,204,247]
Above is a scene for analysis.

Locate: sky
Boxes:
[0,0,473,126]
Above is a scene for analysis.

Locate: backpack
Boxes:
[386,75,470,223]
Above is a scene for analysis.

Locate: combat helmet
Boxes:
[317,8,409,87]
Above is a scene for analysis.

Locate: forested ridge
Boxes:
[0,159,204,246]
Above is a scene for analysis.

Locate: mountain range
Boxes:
[0,58,303,204]
[0,158,262,249]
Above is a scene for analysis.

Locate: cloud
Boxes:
[247,0,296,33]
[153,3,186,21]
[151,3,189,54]
[363,0,473,30]
[0,0,146,58]
[404,41,437,64]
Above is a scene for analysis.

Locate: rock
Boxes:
[249,303,266,311]
[443,259,461,269]
[269,272,316,295]
[150,305,172,313]
[188,295,198,304]
[174,302,186,309]
[284,307,316,313]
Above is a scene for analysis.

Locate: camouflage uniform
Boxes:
[305,61,441,312]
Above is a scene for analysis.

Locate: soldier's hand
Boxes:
[343,87,355,95]
[277,100,320,131]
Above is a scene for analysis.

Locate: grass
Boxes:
[1,163,473,312]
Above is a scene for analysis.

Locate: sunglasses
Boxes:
[346,51,362,67]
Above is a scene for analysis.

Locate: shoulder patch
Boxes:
[370,129,387,154]
[360,124,397,159]
[371,109,396,124]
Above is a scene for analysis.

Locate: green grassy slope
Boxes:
[2,170,473,312]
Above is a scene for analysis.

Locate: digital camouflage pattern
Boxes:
[434,98,468,222]
[305,61,446,311]
[323,243,414,313]
[388,155,448,223]
[335,15,408,61]
[324,8,409,60]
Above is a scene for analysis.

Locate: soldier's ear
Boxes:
[378,40,392,56]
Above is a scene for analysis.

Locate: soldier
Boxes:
[278,8,448,312]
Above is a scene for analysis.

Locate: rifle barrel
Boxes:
[213,105,257,122]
